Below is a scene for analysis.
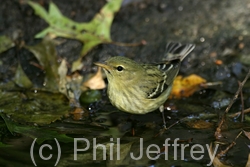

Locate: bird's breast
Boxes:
[107,82,165,114]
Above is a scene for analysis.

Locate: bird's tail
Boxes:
[164,42,195,61]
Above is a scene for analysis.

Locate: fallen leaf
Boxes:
[25,38,59,92]
[170,74,207,99]
[58,59,68,95]
[209,143,232,167]
[246,154,250,167]
[106,141,134,166]
[0,141,12,148]
[70,107,88,121]
[186,119,214,129]
[1,114,73,144]
[57,67,84,107]
[14,63,33,88]
[64,72,83,102]
[83,67,106,90]
[0,35,15,53]
[27,0,123,71]
[0,90,70,125]
[243,130,250,140]
[215,59,223,65]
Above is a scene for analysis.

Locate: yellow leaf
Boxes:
[58,59,68,95]
[186,119,214,129]
[70,107,88,121]
[170,74,206,99]
[83,67,106,90]
[14,63,33,88]
[208,143,232,167]
[243,130,250,140]
[246,154,250,167]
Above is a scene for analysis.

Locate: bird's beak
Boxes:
[94,62,112,72]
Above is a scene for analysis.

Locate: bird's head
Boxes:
[95,56,141,82]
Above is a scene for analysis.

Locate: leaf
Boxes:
[58,59,68,96]
[186,119,214,129]
[58,59,83,102]
[0,90,70,125]
[27,1,50,23]
[83,67,106,90]
[66,72,83,101]
[106,142,134,166]
[170,74,207,99]
[25,38,59,91]
[209,143,232,167]
[246,154,250,167]
[243,130,250,140]
[0,35,15,53]
[70,107,87,121]
[13,63,33,88]
[28,0,123,71]
[2,114,73,144]
[240,55,250,65]
[100,127,125,139]
[72,59,84,72]
[0,142,12,148]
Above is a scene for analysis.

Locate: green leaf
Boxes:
[28,1,83,39]
[25,38,59,91]
[0,89,70,125]
[81,0,122,40]
[34,27,51,38]
[48,1,63,18]
[13,63,33,88]
[2,114,73,144]
[27,1,50,23]
[0,35,15,53]
[71,59,83,72]
[28,0,123,71]
[0,141,12,148]
[72,39,102,71]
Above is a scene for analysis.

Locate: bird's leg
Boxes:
[126,115,137,136]
[159,105,167,129]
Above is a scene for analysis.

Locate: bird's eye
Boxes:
[116,66,124,71]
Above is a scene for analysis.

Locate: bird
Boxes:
[95,42,195,128]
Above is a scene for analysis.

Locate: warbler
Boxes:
[95,42,195,127]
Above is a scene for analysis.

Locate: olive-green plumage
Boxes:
[95,42,195,115]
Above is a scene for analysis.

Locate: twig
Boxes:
[214,69,250,140]
[217,142,236,158]
[200,81,222,87]
[229,107,250,118]
[154,117,186,137]
[216,131,242,158]
[29,61,44,70]
[239,81,245,122]
[225,71,250,114]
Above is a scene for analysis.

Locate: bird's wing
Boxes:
[164,42,195,61]
[146,42,195,99]
[142,42,195,99]
[145,59,180,99]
